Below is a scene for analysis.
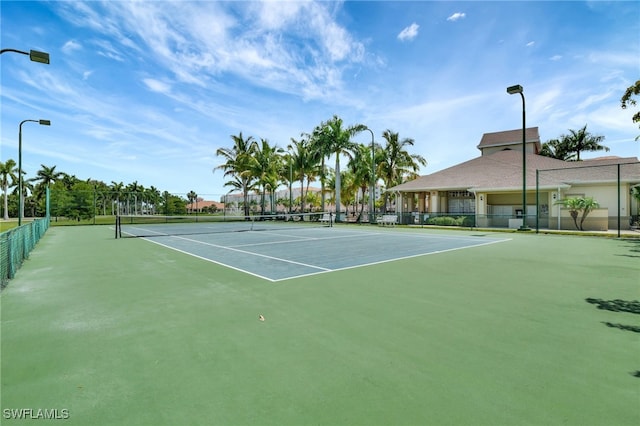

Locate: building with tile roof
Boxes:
[388,128,640,230]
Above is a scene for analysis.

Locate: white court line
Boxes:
[130,228,511,282]
[169,234,332,272]
[229,232,375,248]
[274,237,512,282]
[139,237,277,281]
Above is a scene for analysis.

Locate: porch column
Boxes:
[430,191,439,213]
[418,192,426,213]
[407,193,414,212]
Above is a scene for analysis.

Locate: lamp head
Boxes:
[29,50,50,64]
[39,120,51,126]
[507,84,523,95]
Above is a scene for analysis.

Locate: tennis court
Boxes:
[1,224,638,426]
[119,219,510,281]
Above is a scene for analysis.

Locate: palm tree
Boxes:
[542,125,609,161]
[339,169,357,218]
[187,191,198,214]
[314,115,366,221]
[34,164,64,188]
[309,130,333,212]
[555,196,600,231]
[539,138,573,161]
[59,174,78,191]
[110,181,124,215]
[0,159,18,220]
[378,130,427,212]
[347,143,374,222]
[251,138,283,215]
[125,181,143,215]
[214,132,258,218]
[288,135,321,213]
[145,186,161,215]
[568,125,609,160]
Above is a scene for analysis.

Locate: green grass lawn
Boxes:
[1,226,638,425]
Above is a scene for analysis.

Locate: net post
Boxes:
[115,215,120,239]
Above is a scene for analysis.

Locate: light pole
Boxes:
[18,119,51,225]
[1,48,50,64]
[506,84,529,231]
[364,127,375,223]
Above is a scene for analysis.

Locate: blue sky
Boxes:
[2,0,639,199]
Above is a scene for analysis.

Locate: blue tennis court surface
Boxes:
[133,227,510,281]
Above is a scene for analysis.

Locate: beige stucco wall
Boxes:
[558,208,608,231]
[550,183,632,230]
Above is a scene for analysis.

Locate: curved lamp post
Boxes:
[1,48,50,64]
[506,84,529,231]
[18,119,51,225]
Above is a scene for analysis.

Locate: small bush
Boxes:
[426,216,466,226]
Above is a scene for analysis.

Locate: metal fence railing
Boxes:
[1,217,50,288]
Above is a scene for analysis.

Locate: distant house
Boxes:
[185,199,224,214]
[388,127,640,230]
[222,187,325,213]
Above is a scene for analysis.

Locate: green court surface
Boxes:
[1,225,638,425]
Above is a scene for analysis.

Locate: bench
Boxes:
[319,213,333,226]
[377,214,397,227]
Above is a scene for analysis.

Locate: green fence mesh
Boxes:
[0,217,50,288]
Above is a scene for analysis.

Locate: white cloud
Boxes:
[526,41,535,47]
[447,12,466,22]
[549,55,562,61]
[397,23,419,41]
[61,40,82,54]
[143,78,172,94]
[82,71,93,81]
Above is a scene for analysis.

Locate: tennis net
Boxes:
[115,212,333,238]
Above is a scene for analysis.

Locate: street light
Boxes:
[18,119,51,225]
[506,84,529,231]
[0,48,50,64]
[364,127,375,223]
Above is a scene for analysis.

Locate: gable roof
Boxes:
[389,150,640,193]
[477,127,540,150]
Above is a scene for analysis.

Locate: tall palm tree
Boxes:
[59,173,78,191]
[0,159,18,220]
[378,130,427,212]
[145,186,161,215]
[314,115,366,221]
[288,135,321,213]
[125,181,143,215]
[187,190,198,214]
[542,125,609,161]
[339,169,357,218]
[110,181,124,215]
[251,138,284,215]
[34,164,64,188]
[347,143,374,222]
[539,138,573,161]
[309,129,333,212]
[214,132,258,218]
[566,125,609,161]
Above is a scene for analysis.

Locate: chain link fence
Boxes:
[536,161,640,236]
